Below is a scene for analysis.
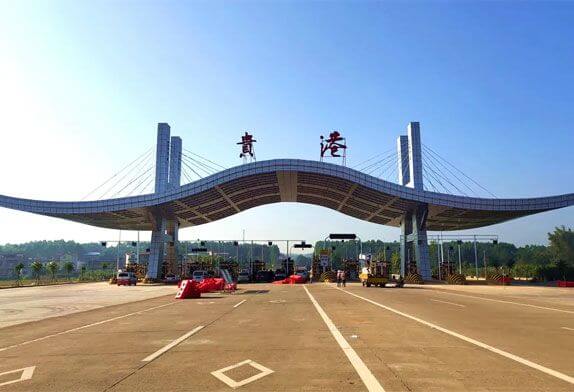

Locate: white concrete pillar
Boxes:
[407,122,424,190]
[397,135,410,186]
[155,123,171,194]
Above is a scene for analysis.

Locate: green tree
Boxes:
[63,261,74,280]
[14,262,25,286]
[548,226,574,265]
[101,262,109,271]
[30,261,43,284]
[46,261,58,281]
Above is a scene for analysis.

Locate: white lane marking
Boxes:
[561,327,574,331]
[433,290,574,314]
[337,288,574,385]
[304,285,385,392]
[0,366,35,387]
[430,299,466,308]
[0,302,177,353]
[233,299,247,308]
[142,325,204,362]
[211,359,274,388]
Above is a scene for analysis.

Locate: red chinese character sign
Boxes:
[320,130,347,165]
[237,131,256,163]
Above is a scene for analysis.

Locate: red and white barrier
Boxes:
[175,279,201,299]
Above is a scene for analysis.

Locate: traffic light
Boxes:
[131,241,137,247]
[268,241,273,246]
[100,241,107,247]
[233,241,239,246]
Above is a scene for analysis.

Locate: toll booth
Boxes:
[126,263,147,280]
[219,259,239,280]
[250,260,266,278]
[342,259,360,281]
[438,259,454,280]
[282,257,294,276]
[311,255,322,280]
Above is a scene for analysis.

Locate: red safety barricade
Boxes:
[175,279,201,299]
[213,278,225,290]
[557,280,574,287]
[289,274,306,284]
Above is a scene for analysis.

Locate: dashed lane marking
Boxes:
[233,300,247,308]
[304,285,385,392]
[0,302,177,353]
[561,327,574,331]
[142,326,204,362]
[336,287,574,386]
[432,290,574,314]
[430,299,466,308]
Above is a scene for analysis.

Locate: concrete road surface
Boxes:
[0,282,178,328]
[0,282,572,391]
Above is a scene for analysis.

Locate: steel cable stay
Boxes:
[384,159,400,183]
[179,166,194,185]
[381,148,407,184]
[180,158,203,180]
[423,157,467,196]
[422,160,456,195]
[181,155,213,178]
[422,148,477,197]
[360,151,398,174]
[351,147,395,170]
[422,166,440,192]
[127,171,155,196]
[364,154,396,176]
[183,148,227,170]
[81,147,153,200]
[98,150,155,200]
[422,144,497,198]
[111,166,155,198]
[369,154,396,178]
[181,153,218,176]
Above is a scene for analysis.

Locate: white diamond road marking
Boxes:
[0,366,35,387]
[211,360,274,389]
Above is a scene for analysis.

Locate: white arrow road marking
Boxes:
[0,366,35,387]
[211,359,274,388]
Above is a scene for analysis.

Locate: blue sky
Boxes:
[0,1,572,249]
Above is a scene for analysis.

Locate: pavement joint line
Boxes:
[0,301,177,354]
[233,299,247,308]
[430,289,574,314]
[103,294,250,390]
[335,287,574,386]
[430,299,466,308]
[561,327,574,331]
[303,285,385,392]
[141,325,204,362]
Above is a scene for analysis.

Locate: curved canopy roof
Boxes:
[1,159,572,231]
